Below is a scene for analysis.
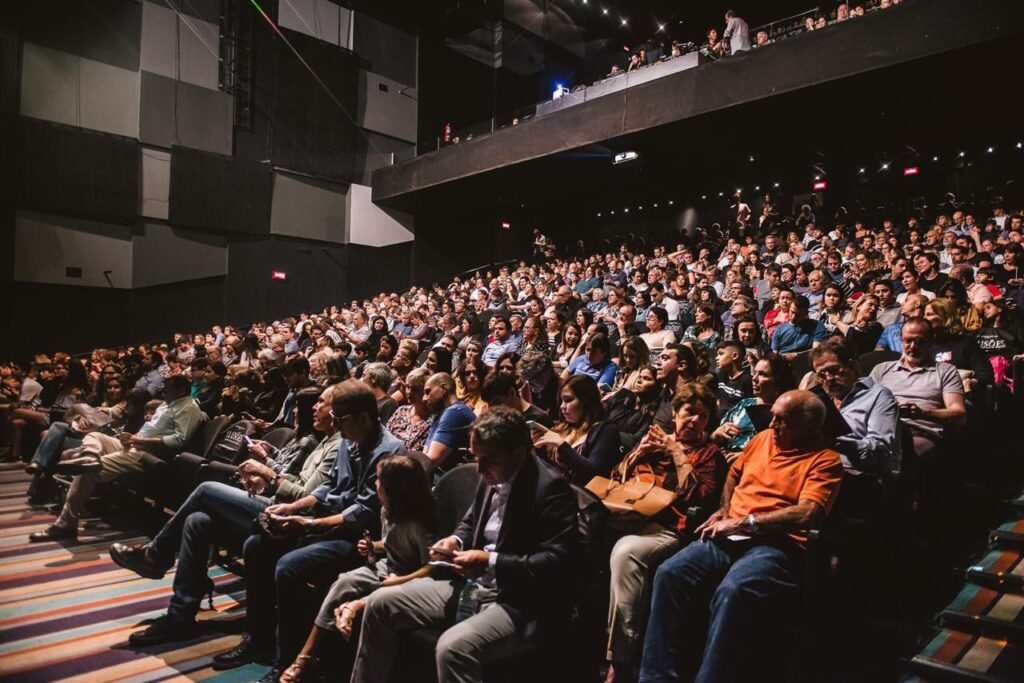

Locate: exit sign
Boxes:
[271,271,288,281]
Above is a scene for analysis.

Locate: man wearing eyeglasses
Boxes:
[810,341,901,479]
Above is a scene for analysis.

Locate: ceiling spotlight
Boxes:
[959,151,965,157]
[1017,142,1022,149]
[859,168,866,174]
[582,0,587,3]
[773,182,780,188]
[653,203,658,207]
[881,163,890,170]
[658,23,665,31]
[932,156,939,161]
[621,19,628,26]
[987,146,995,153]
[748,155,755,162]
[701,195,707,200]
[668,200,674,205]
[596,212,601,217]
[624,207,629,213]
[610,210,615,214]
[754,185,760,191]
[814,175,821,181]
[638,205,644,210]
[718,191,724,197]
[735,189,742,195]
[602,8,608,15]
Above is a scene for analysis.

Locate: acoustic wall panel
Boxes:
[132,223,228,288]
[270,172,347,244]
[139,70,175,147]
[356,70,417,143]
[78,57,139,138]
[279,0,352,48]
[173,80,233,155]
[346,183,413,247]
[16,118,139,221]
[352,130,415,185]
[19,43,78,128]
[14,212,133,288]
[169,147,272,235]
[16,0,141,72]
[21,43,139,138]
[141,0,220,90]
[353,12,416,87]
[141,148,171,219]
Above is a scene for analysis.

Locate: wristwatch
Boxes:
[746,513,759,532]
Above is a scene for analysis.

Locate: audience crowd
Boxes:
[2,179,1023,683]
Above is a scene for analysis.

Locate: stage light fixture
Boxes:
[932,156,939,161]
[748,155,755,162]
[959,151,965,157]
[621,18,627,26]
[624,208,629,213]
[859,168,866,174]
[658,24,665,31]
[881,163,890,170]
[814,175,821,181]
[718,192,724,197]
[653,203,659,207]
[701,195,707,199]
[754,185,760,191]
[773,182,780,188]
[987,146,995,153]
[603,8,608,15]
[596,212,601,217]
[638,205,644,210]
[668,200,674,205]
[1017,142,1022,149]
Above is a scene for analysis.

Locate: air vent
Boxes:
[65,267,82,278]
[378,82,389,92]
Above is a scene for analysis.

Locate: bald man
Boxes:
[640,390,842,683]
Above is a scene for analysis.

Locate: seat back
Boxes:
[433,463,481,538]
[198,415,235,458]
[263,427,296,450]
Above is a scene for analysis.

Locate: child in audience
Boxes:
[279,454,435,683]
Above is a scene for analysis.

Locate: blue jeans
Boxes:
[28,422,82,497]
[242,532,361,667]
[639,539,800,683]
[149,482,271,621]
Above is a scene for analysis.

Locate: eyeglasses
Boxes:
[815,365,845,380]
[329,410,354,423]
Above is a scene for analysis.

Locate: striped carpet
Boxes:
[0,464,271,682]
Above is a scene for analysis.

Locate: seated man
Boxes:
[107,385,342,646]
[350,407,578,683]
[869,318,966,457]
[30,374,203,542]
[640,390,842,682]
[479,372,554,427]
[811,341,901,479]
[481,316,521,367]
[770,294,827,358]
[423,372,476,470]
[564,333,618,390]
[221,380,403,679]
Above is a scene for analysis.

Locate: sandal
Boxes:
[280,654,318,683]
[335,601,364,640]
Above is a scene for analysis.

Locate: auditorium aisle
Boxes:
[0,464,267,682]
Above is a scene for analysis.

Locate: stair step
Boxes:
[909,628,1024,683]
[940,583,1024,643]
[991,520,1024,549]
[966,549,1024,594]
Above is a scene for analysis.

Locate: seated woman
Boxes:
[709,353,794,461]
[8,361,89,461]
[604,383,726,683]
[681,305,723,352]
[835,294,883,356]
[554,322,584,373]
[455,357,487,414]
[763,287,794,338]
[733,315,769,368]
[520,315,549,356]
[606,364,664,449]
[640,307,677,359]
[609,337,650,397]
[818,283,850,337]
[424,346,453,376]
[925,298,993,394]
[384,368,432,452]
[279,454,435,683]
[530,374,622,486]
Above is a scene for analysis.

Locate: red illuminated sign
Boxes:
[271,271,288,281]
[500,221,511,230]
[812,181,827,191]
[903,166,919,176]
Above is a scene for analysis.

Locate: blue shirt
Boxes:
[876,322,904,353]
[425,401,476,452]
[312,427,404,531]
[481,335,522,367]
[568,355,618,389]
[834,377,902,477]
[135,369,165,397]
[770,318,827,353]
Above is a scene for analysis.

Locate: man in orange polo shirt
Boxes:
[639,390,842,683]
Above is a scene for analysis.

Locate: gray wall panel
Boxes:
[353,12,416,87]
[270,172,347,243]
[174,81,233,155]
[132,223,227,288]
[78,57,139,138]
[279,0,351,48]
[17,0,141,71]
[141,1,220,90]
[139,70,175,147]
[141,148,171,219]
[14,212,133,288]
[140,0,177,80]
[356,70,417,143]
[19,43,77,127]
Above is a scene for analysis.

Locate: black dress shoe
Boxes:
[128,615,200,646]
[110,542,171,580]
[28,525,78,543]
[212,633,273,670]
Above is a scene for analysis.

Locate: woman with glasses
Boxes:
[709,354,794,461]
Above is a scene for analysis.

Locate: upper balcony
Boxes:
[371,0,1024,211]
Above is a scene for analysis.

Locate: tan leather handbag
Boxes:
[585,472,680,532]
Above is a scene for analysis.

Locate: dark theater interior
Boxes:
[1,1,1024,682]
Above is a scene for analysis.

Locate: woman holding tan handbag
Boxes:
[600,383,727,683]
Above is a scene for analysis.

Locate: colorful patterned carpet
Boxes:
[0,463,271,682]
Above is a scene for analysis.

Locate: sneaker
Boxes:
[110,542,172,580]
[28,525,78,543]
[128,615,200,646]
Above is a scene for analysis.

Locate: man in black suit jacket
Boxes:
[350,407,578,683]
